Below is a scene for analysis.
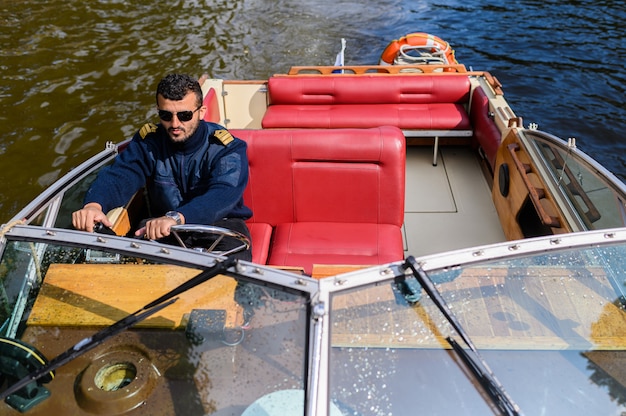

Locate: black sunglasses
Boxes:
[158,106,201,122]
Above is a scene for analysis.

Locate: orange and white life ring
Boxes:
[379,33,457,66]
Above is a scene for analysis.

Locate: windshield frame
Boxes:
[317,227,626,415]
[0,224,323,414]
[3,225,626,414]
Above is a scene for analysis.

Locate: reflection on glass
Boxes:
[531,134,626,230]
[0,239,309,414]
[54,168,101,229]
[329,244,626,415]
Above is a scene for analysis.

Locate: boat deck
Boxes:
[403,146,505,257]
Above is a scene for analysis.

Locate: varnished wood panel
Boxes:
[28,264,242,328]
[492,130,571,240]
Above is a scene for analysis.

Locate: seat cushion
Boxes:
[267,222,404,275]
[247,222,273,265]
[262,103,470,130]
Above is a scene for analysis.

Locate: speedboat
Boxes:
[0,33,624,415]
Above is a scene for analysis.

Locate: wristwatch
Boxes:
[165,211,182,225]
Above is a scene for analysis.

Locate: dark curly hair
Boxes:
[156,74,203,107]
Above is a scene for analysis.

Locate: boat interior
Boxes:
[21,63,625,272]
[1,63,626,415]
[198,64,626,262]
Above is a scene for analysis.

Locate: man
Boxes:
[72,73,252,259]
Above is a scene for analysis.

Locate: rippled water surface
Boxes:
[0,0,624,222]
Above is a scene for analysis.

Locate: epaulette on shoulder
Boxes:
[213,129,234,146]
[139,123,158,139]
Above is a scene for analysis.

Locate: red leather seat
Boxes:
[232,127,406,275]
[247,222,272,265]
[262,75,471,131]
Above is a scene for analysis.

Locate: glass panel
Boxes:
[0,239,308,415]
[429,245,625,414]
[329,280,493,415]
[533,138,626,229]
[329,243,626,415]
[53,168,101,229]
[0,241,46,335]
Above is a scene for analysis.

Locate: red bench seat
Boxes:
[261,74,472,165]
[261,75,471,130]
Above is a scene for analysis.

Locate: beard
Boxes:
[166,118,200,143]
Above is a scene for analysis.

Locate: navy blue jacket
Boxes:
[84,121,252,225]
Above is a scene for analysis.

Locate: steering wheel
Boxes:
[170,224,250,256]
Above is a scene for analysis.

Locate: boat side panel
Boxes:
[492,130,572,239]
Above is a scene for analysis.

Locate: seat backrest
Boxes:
[267,75,471,105]
[231,127,406,227]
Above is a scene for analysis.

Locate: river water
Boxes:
[0,0,624,223]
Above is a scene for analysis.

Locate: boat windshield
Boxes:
[0,236,311,414]
[523,130,626,231]
[328,241,626,415]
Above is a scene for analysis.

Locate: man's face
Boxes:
[157,92,206,143]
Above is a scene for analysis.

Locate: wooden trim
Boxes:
[492,130,571,240]
[28,264,243,329]
[285,64,468,75]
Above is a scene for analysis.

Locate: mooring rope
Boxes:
[0,219,26,239]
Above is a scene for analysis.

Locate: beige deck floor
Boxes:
[403,146,506,257]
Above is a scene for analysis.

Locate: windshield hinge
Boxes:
[312,301,325,321]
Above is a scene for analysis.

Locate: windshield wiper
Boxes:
[403,256,523,416]
[0,256,236,402]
